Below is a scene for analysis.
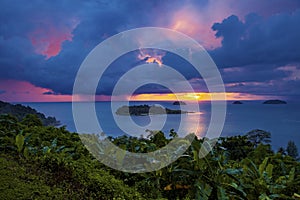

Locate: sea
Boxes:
[22,101,300,152]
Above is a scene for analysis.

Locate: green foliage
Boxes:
[277,147,286,155]
[21,114,43,127]
[240,157,299,199]
[246,129,271,147]
[247,143,273,164]
[0,157,65,200]
[219,135,253,160]
[147,130,168,148]
[0,114,142,199]
[0,108,299,199]
[0,101,60,126]
[15,131,24,153]
[169,129,178,138]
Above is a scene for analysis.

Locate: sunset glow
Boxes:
[137,49,166,66]
[1,1,299,103]
[0,80,72,102]
[168,6,222,49]
[129,92,273,102]
[0,79,273,102]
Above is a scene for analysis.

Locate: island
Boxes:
[263,100,287,104]
[116,104,189,116]
[173,101,186,105]
[232,101,243,104]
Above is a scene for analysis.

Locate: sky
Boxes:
[0,0,300,102]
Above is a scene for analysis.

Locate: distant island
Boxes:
[263,100,287,104]
[173,101,186,105]
[0,101,60,126]
[116,104,189,116]
[232,101,243,104]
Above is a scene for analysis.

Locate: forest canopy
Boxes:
[0,101,299,199]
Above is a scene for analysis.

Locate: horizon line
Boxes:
[3,99,288,104]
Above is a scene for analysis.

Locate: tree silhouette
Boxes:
[286,141,298,159]
[246,129,271,147]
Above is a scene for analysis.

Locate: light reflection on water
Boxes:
[109,101,210,138]
[22,101,300,151]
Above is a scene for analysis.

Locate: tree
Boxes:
[219,135,254,160]
[246,129,271,147]
[286,141,298,159]
[169,129,178,139]
[21,114,42,127]
[146,130,168,148]
[277,147,286,155]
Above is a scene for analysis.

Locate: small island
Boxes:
[263,100,287,104]
[116,105,188,116]
[232,101,243,104]
[173,101,186,105]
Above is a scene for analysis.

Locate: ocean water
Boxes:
[22,101,300,151]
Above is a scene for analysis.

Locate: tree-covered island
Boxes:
[116,104,189,116]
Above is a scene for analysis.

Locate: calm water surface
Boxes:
[23,101,300,151]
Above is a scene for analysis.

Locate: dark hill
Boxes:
[0,101,60,126]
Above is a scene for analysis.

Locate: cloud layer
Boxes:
[0,0,300,100]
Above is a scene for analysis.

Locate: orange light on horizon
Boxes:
[0,80,277,103]
[130,92,273,101]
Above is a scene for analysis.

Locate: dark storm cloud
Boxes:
[233,0,300,17]
[210,11,300,98]
[211,12,300,67]
[221,65,287,83]
[0,0,209,96]
[0,0,82,90]
[0,0,300,99]
[0,0,166,95]
[219,62,300,98]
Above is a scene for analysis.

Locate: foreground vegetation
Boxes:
[0,112,299,199]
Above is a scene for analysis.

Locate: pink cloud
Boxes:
[157,2,241,49]
[156,0,298,50]
[0,80,72,102]
[163,5,223,49]
[0,80,118,102]
[28,18,79,59]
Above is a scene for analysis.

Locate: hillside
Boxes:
[0,103,299,199]
[0,101,60,126]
